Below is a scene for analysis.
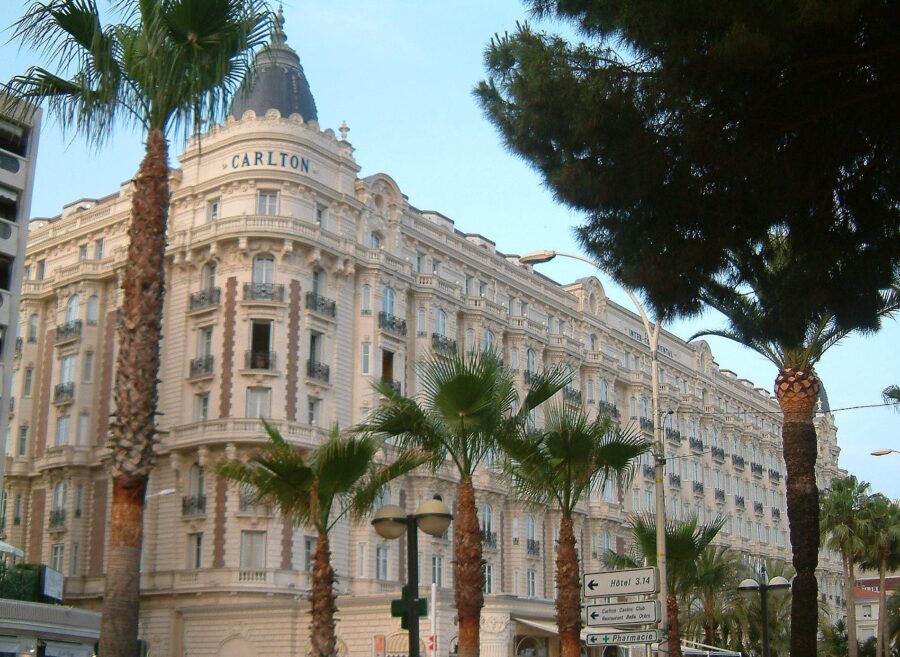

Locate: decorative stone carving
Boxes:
[479,613,509,634]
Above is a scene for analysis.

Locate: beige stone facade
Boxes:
[0,25,847,657]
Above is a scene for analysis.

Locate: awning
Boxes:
[0,540,24,557]
[513,618,621,642]
[43,641,95,657]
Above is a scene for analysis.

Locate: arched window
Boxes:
[525,514,536,541]
[370,232,382,249]
[482,504,493,534]
[600,379,609,403]
[435,309,446,337]
[252,255,275,284]
[189,464,205,497]
[66,295,80,323]
[361,285,371,314]
[86,295,99,325]
[640,398,649,419]
[589,333,598,351]
[712,428,719,448]
[465,328,475,352]
[587,379,595,402]
[201,261,217,289]
[53,481,67,511]
[382,287,395,316]
[630,397,638,418]
[526,349,536,374]
[509,348,519,371]
[482,330,494,351]
[27,313,38,342]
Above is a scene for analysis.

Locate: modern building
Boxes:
[0,89,41,497]
[0,16,847,657]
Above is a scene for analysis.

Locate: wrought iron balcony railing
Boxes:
[56,320,83,342]
[381,379,402,395]
[243,282,284,302]
[245,350,276,370]
[643,464,655,478]
[563,387,582,405]
[190,355,214,377]
[639,417,654,432]
[307,359,330,383]
[772,507,781,520]
[49,509,66,528]
[189,287,221,311]
[665,428,682,443]
[378,311,407,337]
[669,473,681,487]
[711,446,726,460]
[305,292,337,317]
[768,469,782,483]
[431,333,457,354]
[523,370,538,385]
[735,495,745,509]
[482,531,497,549]
[526,539,541,556]
[598,401,620,418]
[53,382,75,404]
[714,488,726,502]
[750,462,764,476]
[731,454,746,469]
[689,437,704,451]
[692,481,705,495]
[182,494,207,516]
[753,501,764,514]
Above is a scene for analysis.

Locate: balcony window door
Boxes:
[240,530,267,569]
[201,261,217,289]
[482,330,494,351]
[86,296,99,325]
[198,326,214,359]
[249,320,272,369]
[54,481,67,512]
[382,287,395,316]
[252,255,275,285]
[246,387,271,418]
[526,349,536,375]
[28,313,38,341]
[435,309,446,337]
[189,464,205,497]
[66,295,79,323]
[526,514,536,543]
[60,355,75,384]
[381,349,394,385]
[312,269,324,296]
[256,190,278,216]
[482,504,493,535]
[55,416,70,447]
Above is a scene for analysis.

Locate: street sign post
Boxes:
[582,567,658,598]
[585,600,660,627]
[585,630,662,646]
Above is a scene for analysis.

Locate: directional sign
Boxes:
[586,630,662,646]
[583,567,658,598]
[585,600,660,627]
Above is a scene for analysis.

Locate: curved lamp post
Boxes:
[738,565,791,657]
[871,448,900,456]
[373,495,453,657]
[520,249,671,644]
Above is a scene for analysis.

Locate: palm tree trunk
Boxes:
[845,552,859,657]
[310,532,337,657]
[775,367,820,657]
[877,551,887,657]
[556,516,581,657]
[703,622,715,646]
[667,594,683,657]
[454,476,484,657]
[100,128,170,657]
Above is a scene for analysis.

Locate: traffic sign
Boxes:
[583,567,658,598]
[585,600,660,627]
[586,630,662,646]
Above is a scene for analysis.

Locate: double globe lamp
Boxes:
[737,566,791,657]
[372,496,453,657]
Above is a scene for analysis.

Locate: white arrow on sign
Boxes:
[585,600,660,627]
[586,630,662,646]
[582,567,658,598]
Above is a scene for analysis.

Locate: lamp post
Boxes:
[372,495,453,657]
[870,448,900,456]
[738,565,791,657]
[519,249,670,645]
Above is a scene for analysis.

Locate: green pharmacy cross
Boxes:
[391,585,428,630]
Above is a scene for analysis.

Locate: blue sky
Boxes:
[2,1,897,496]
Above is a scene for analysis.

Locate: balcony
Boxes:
[526,539,541,557]
[714,488,726,502]
[53,382,75,405]
[772,507,781,520]
[735,495,745,509]
[711,446,726,461]
[243,282,284,302]
[49,509,66,528]
[381,379,402,396]
[731,454,746,469]
[665,428,682,444]
[482,531,497,549]
[563,387,582,405]
[598,401,619,419]
[692,481,705,495]
[669,473,681,488]
[56,320,82,343]
[768,468,782,483]
[753,501,764,514]
[639,417,654,432]
[378,311,407,337]
[643,464,655,478]
[182,494,207,516]
[524,370,541,385]
[431,333,457,354]
[189,287,221,311]
[751,462,764,476]
[245,350,276,371]
[189,355,214,378]
[689,437,704,452]
[305,292,336,318]
[306,359,330,383]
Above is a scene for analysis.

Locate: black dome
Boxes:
[230,9,317,122]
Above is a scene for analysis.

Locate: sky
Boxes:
[2,1,897,497]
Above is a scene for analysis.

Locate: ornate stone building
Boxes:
[1,18,846,657]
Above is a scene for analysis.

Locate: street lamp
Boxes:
[871,448,900,456]
[520,249,671,643]
[372,495,453,657]
[738,565,791,657]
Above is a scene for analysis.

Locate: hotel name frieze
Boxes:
[230,150,311,173]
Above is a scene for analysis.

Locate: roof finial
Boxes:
[273,3,286,45]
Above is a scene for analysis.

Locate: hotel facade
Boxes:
[0,19,847,657]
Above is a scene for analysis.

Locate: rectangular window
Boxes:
[376,545,389,580]
[188,532,203,569]
[78,244,88,260]
[315,203,326,225]
[75,484,83,518]
[483,562,493,594]
[17,426,27,456]
[76,413,90,447]
[37,260,45,280]
[55,416,71,447]
[51,544,64,572]
[198,326,214,357]
[94,239,105,260]
[513,569,520,595]
[246,387,271,418]
[82,352,93,383]
[256,190,279,216]
[527,569,536,597]
[357,543,366,577]
[70,542,80,576]
[361,342,370,375]
[304,536,317,572]
[240,530,266,569]
[195,393,210,422]
[432,554,443,588]
[307,397,320,425]
[207,198,221,223]
[60,355,76,384]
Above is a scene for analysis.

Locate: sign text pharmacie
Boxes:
[583,567,658,598]
[230,150,311,173]
[586,630,662,646]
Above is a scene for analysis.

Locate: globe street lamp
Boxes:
[738,565,791,657]
[372,495,453,657]
[519,249,671,643]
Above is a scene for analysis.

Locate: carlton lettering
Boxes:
[231,151,311,173]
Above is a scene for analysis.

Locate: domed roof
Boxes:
[818,384,831,414]
[230,8,317,122]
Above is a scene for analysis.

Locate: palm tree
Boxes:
[821,475,873,657]
[886,585,900,655]
[730,559,797,657]
[858,495,900,657]
[685,546,743,646]
[502,405,649,657]
[217,421,427,657]
[360,349,567,657]
[691,233,900,657]
[603,514,725,657]
[883,385,900,411]
[5,2,271,654]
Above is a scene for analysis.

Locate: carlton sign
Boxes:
[230,150,311,173]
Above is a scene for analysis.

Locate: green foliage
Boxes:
[477,0,900,341]
[821,475,871,566]
[818,619,850,657]
[0,563,41,602]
